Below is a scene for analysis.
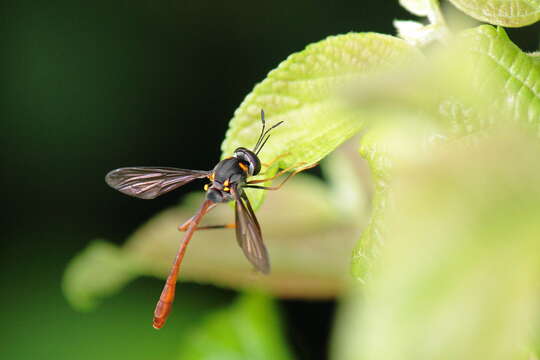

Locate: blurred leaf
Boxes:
[62,240,138,310]
[350,25,540,280]
[334,131,540,360]
[351,113,440,279]
[398,0,447,27]
[448,0,540,27]
[393,20,446,46]
[321,143,371,221]
[530,51,540,65]
[399,0,436,17]
[178,292,293,360]
[347,25,539,136]
[64,158,367,310]
[350,125,394,280]
[221,33,421,208]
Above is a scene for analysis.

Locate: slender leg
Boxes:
[153,199,214,329]
[262,152,291,169]
[248,163,308,185]
[177,203,218,231]
[245,162,318,190]
[177,216,196,231]
[178,223,236,231]
[247,162,317,185]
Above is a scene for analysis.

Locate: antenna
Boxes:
[253,109,284,154]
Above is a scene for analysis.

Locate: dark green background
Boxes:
[1,1,538,359]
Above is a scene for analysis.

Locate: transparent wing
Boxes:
[234,187,270,274]
[105,167,210,199]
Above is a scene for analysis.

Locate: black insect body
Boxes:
[205,149,257,204]
[105,110,315,329]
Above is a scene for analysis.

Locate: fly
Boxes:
[105,110,316,329]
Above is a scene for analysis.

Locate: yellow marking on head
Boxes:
[224,179,230,187]
[204,184,209,191]
[238,162,248,172]
[223,186,230,192]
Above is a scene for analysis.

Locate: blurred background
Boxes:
[1,1,539,359]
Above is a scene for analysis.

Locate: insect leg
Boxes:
[261,152,291,169]
[247,162,318,185]
[179,223,236,231]
[247,163,307,184]
[245,162,318,190]
[177,203,218,231]
[153,199,214,329]
[177,216,196,231]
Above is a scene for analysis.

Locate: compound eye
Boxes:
[234,147,261,176]
[250,157,261,176]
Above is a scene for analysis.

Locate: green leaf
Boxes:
[354,26,539,135]
[220,32,422,209]
[347,26,539,137]
[351,126,393,281]
[529,51,540,65]
[349,25,540,280]
[351,113,440,280]
[448,0,540,27]
[334,131,540,360]
[178,292,293,360]
[460,26,540,129]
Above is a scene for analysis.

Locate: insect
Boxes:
[105,110,316,329]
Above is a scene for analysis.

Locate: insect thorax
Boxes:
[212,157,246,184]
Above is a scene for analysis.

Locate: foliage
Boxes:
[178,292,293,360]
[334,131,540,360]
[65,1,540,359]
[447,0,540,27]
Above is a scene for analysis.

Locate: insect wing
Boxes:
[234,188,270,274]
[105,167,210,199]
